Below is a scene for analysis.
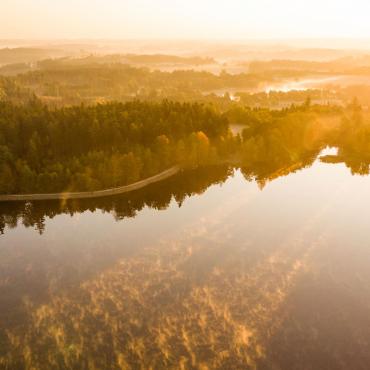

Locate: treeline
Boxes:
[13,64,259,102]
[1,95,364,195]
[233,101,370,186]
[116,54,215,65]
[0,53,216,76]
[4,60,320,106]
[0,71,348,113]
[0,100,236,194]
[3,55,370,109]
[3,56,366,110]
[322,103,370,175]
[233,104,342,187]
[235,90,339,108]
[248,56,370,74]
[0,47,66,65]
[0,76,33,104]
[37,54,215,67]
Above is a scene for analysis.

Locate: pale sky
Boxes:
[2,0,370,40]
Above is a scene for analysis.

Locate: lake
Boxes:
[207,75,370,101]
[1,152,370,369]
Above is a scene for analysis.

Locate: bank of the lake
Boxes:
[0,166,180,202]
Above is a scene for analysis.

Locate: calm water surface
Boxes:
[1,156,370,369]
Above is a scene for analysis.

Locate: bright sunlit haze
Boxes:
[2,0,370,39]
[3,1,370,370]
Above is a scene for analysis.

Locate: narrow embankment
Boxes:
[0,166,180,202]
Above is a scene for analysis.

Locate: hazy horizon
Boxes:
[2,0,370,41]
[1,38,370,57]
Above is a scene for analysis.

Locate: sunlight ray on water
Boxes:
[1,154,370,368]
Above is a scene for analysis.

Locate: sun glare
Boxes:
[1,0,370,39]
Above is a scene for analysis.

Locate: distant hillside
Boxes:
[0,47,69,66]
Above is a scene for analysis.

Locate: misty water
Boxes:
[208,75,370,101]
[1,151,370,369]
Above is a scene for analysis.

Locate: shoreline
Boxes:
[0,166,180,202]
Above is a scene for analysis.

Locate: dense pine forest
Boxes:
[0,100,237,193]
[1,92,366,195]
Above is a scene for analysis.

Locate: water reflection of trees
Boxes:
[320,105,370,175]
[0,165,233,235]
[238,105,370,187]
[238,110,332,188]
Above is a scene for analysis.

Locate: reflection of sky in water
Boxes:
[207,75,370,99]
[265,76,342,93]
[265,75,370,93]
[1,158,370,368]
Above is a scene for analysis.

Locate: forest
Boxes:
[0,58,328,106]
[3,56,370,109]
[1,92,366,196]
[1,52,370,196]
[0,99,237,194]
